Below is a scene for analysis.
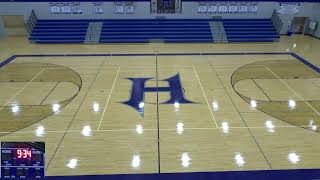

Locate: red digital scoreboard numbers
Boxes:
[16,149,32,159]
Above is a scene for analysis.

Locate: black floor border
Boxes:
[2,52,318,73]
[155,54,161,173]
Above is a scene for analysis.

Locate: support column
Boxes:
[0,16,6,38]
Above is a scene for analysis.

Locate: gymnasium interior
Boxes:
[0,0,320,179]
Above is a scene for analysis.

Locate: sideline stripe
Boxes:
[193,65,218,128]
[291,52,320,73]
[0,55,16,68]
[14,52,290,57]
[45,169,320,180]
[97,67,121,130]
[5,52,318,74]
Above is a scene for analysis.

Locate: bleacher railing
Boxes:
[25,10,37,35]
[271,9,283,34]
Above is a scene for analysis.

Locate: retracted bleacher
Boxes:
[100,19,213,43]
[29,19,279,44]
[223,19,280,42]
[29,20,89,44]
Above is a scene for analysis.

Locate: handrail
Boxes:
[271,9,283,34]
[25,10,38,42]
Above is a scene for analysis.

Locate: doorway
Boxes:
[291,17,308,34]
[1,15,27,36]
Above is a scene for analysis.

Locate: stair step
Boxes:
[85,22,103,44]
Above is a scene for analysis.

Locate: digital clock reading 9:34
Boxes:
[16,149,32,159]
[1,142,45,179]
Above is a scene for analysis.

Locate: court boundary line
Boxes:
[97,66,121,130]
[44,60,106,172]
[192,65,219,128]
[0,125,313,134]
[26,64,276,69]
[209,63,273,169]
[1,51,319,174]
[45,168,320,179]
[1,52,318,73]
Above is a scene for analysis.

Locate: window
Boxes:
[93,2,104,14]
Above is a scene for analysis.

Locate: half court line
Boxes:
[155,54,161,174]
[97,66,121,130]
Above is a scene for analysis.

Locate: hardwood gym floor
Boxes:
[0,35,319,176]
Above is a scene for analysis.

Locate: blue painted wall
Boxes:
[0,1,319,37]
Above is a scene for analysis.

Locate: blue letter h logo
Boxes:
[122,73,194,116]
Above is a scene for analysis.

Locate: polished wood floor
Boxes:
[0,35,320,176]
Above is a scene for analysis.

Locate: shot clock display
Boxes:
[1,142,45,179]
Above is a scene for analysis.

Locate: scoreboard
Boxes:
[1,142,45,179]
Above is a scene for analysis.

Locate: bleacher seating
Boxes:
[29,19,279,44]
[222,19,279,42]
[29,20,89,44]
[100,19,213,43]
